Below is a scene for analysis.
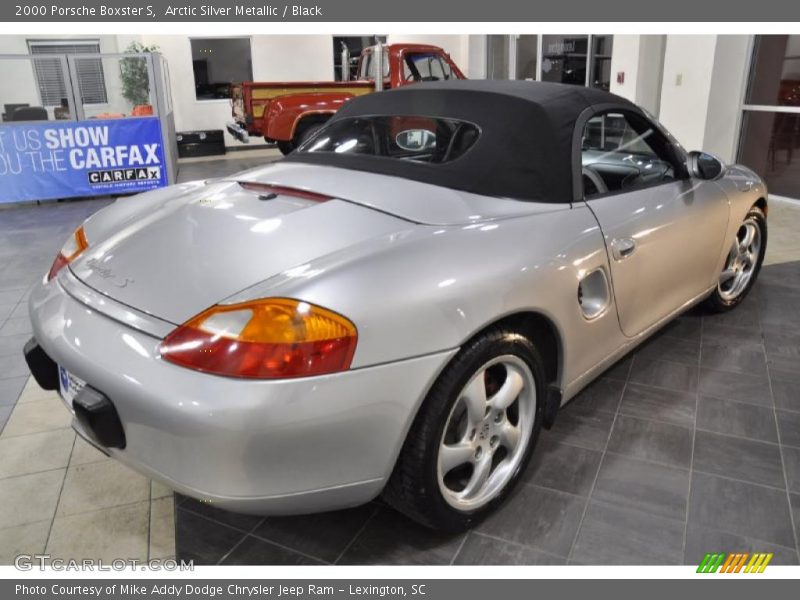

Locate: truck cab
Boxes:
[228,43,465,154]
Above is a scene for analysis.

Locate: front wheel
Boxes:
[383,328,544,531]
[705,205,767,312]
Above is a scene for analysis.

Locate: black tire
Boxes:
[383,327,545,531]
[295,122,325,148]
[704,205,767,313]
[276,141,295,156]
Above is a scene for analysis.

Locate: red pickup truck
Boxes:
[227,43,465,154]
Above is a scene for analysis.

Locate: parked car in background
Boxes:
[227,43,465,154]
[26,81,767,531]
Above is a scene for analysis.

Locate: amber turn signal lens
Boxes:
[159,298,358,379]
[47,225,89,281]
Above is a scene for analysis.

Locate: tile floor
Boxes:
[1,151,799,566]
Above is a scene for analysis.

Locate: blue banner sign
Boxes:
[0,117,167,204]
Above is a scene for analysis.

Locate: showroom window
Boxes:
[487,35,537,80]
[333,36,386,81]
[190,37,253,101]
[486,35,612,89]
[738,35,800,199]
[28,40,107,106]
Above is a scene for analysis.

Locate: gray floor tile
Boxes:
[606,415,693,469]
[568,378,625,414]
[683,524,799,566]
[636,334,701,367]
[777,410,800,448]
[0,405,11,433]
[570,500,684,565]
[599,355,632,382]
[791,494,800,550]
[783,446,800,495]
[697,368,772,407]
[0,334,30,359]
[547,404,615,451]
[453,533,566,565]
[253,504,377,563]
[702,322,765,351]
[696,395,778,443]
[338,508,464,565]
[700,343,768,378]
[592,453,689,521]
[619,383,696,428]
[693,430,785,489]
[688,471,795,548]
[0,354,29,379]
[0,318,32,338]
[221,535,324,565]
[772,379,800,413]
[476,483,585,557]
[659,316,702,343]
[629,358,698,394]
[0,377,26,407]
[175,508,244,565]
[523,437,602,496]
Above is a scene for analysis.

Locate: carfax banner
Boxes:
[0,117,167,204]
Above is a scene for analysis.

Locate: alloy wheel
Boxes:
[718,217,762,302]
[436,355,536,511]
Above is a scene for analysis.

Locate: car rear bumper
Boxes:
[27,275,455,514]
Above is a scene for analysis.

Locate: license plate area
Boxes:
[58,365,86,405]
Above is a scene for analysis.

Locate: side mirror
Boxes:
[688,151,725,180]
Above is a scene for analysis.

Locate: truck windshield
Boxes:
[296,116,480,164]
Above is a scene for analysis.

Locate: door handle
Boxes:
[611,237,636,260]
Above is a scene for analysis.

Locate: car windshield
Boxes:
[296,116,480,164]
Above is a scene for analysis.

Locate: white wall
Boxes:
[658,35,718,151]
[467,35,487,79]
[703,36,751,162]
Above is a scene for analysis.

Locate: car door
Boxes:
[581,109,729,338]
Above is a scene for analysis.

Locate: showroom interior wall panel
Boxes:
[139,35,335,148]
[658,35,718,152]
[702,35,751,163]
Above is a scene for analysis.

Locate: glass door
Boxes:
[738,35,800,199]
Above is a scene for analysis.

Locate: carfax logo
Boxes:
[88,166,162,185]
[697,552,773,573]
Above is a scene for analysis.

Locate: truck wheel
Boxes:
[276,141,295,156]
[383,327,544,531]
[295,123,325,148]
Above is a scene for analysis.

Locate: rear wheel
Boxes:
[276,141,294,155]
[383,327,544,531]
[705,206,767,312]
[295,122,325,147]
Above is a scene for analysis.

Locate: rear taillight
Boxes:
[47,225,88,281]
[159,298,358,379]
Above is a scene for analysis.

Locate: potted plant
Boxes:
[120,41,159,116]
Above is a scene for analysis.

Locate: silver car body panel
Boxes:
[29,147,766,513]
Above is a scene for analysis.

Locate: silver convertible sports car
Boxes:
[25,81,767,530]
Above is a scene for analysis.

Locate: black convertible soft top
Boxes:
[284,80,640,204]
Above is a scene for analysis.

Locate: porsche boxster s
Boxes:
[25,81,767,530]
